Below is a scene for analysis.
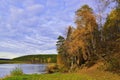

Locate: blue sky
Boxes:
[0,0,114,59]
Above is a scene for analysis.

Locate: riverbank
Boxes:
[1,62,120,80]
[2,71,120,80]
[1,73,90,80]
[0,60,23,64]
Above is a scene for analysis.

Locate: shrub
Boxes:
[10,67,23,76]
[46,64,58,73]
[106,58,120,73]
[58,66,69,73]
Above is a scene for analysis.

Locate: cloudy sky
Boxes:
[0,0,114,59]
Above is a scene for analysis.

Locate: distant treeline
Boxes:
[12,54,57,64]
[0,58,10,60]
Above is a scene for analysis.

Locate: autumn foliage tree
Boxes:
[56,2,120,72]
[75,5,99,63]
[57,5,100,70]
[102,7,120,72]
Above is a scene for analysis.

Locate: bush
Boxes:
[106,58,120,73]
[10,67,23,76]
[46,64,59,73]
[58,66,69,73]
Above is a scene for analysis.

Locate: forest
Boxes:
[56,0,120,73]
[12,54,57,63]
[0,54,57,64]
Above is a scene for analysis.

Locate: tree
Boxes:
[56,36,65,54]
[56,36,65,66]
[56,1,120,72]
[102,8,120,72]
[47,58,51,63]
[57,5,100,69]
[56,36,69,68]
[75,5,99,64]
[103,8,120,53]
[94,0,116,42]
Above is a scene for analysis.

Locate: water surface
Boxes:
[0,64,46,78]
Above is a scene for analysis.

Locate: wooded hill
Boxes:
[12,54,57,64]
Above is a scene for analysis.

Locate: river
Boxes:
[0,64,46,78]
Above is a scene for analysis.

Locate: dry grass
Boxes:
[78,62,120,80]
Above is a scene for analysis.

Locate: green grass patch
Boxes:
[3,73,94,80]
[2,71,120,80]
[10,67,23,76]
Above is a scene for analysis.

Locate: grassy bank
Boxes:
[2,73,94,80]
[2,71,120,80]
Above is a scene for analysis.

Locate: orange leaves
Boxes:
[56,5,100,69]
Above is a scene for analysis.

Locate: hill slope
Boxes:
[12,54,57,63]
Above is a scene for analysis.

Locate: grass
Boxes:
[79,69,120,80]
[2,73,94,80]
[10,67,23,76]
[2,71,120,80]
[1,61,120,80]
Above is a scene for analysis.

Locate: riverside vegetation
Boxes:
[2,0,120,80]
[2,69,120,80]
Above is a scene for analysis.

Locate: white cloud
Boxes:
[0,0,103,58]
[0,52,20,59]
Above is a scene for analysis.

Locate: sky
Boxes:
[0,0,114,59]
